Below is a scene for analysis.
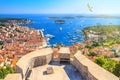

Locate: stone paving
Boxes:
[50,62,83,80]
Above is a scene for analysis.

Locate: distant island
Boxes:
[0,18,32,25]
[54,20,65,24]
[48,16,59,19]
[49,15,120,19]
[63,16,75,19]
[48,16,75,19]
[77,15,120,19]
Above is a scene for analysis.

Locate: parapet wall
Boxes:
[16,48,53,80]
[72,51,119,80]
[5,49,119,80]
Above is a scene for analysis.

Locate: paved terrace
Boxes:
[4,74,22,80]
[29,65,70,80]
[50,62,83,80]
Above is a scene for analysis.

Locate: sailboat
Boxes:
[59,27,62,31]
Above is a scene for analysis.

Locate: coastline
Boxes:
[1,17,120,79]
[1,14,120,46]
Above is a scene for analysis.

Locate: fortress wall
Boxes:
[5,49,119,80]
[46,53,53,63]
[15,48,53,80]
[72,51,119,80]
[33,56,46,67]
[16,58,33,78]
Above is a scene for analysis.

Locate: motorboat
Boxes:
[59,27,62,31]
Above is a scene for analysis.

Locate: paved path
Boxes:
[50,62,83,80]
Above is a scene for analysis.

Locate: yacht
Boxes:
[45,34,55,38]
[59,27,62,31]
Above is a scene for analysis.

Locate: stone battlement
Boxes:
[4,49,119,80]
[72,51,119,80]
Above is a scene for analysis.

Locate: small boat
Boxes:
[45,34,55,38]
[68,40,75,42]
[81,20,85,23]
[72,37,78,40]
[41,28,45,31]
[59,27,62,31]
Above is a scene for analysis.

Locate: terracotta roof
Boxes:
[11,58,19,66]
[0,59,5,63]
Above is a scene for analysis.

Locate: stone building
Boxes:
[58,47,70,62]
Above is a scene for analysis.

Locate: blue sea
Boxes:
[0,14,120,46]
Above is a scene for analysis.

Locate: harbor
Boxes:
[1,14,120,46]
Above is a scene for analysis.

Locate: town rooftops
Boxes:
[58,47,70,54]
[0,59,5,63]
[4,73,22,80]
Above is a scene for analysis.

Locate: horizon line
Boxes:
[0,13,120,15]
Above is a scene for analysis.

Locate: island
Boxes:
[48,16,59,19]
[0,18,32,24]
[54,20,65,24]
[77,15,120,19]
[63,16,75,19]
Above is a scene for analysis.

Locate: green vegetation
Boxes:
[83,25,120,49]
[77,15,120,19]
[113,62,120,77]
[0,24,5,26]
[103,37,120,46]
[83,25,120,37]
[0,41,3,45]
[85,44,95,49]
[83,25,120,77]
[0,18,27,23]
[95,56,120,77]
[0,41,3,50]
[0,66,15,79]
[85,37,120,50]
[88,52,98,56]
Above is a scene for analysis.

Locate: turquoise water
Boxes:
[0,14,120,46]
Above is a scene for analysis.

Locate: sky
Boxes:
[0,0,120,14]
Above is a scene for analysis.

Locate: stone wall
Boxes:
[15,48,53,80]
[72,51,119,80]
[5,49,119,80]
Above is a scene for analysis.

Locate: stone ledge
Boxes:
[72,51,119,80]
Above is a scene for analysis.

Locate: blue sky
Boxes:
[0,0,120,14]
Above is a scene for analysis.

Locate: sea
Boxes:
[0,14,120,46]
